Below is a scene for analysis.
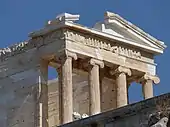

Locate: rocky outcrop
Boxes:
[57,93,170,127]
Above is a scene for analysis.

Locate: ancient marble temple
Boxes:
[0,12,166,127]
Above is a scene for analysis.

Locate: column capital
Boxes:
[66,50,77,60]
[110,66,131,76]
[59,49,77,61]
[138,73,160,84]
[89,58,104,68]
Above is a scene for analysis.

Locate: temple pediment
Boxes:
[93,11,166,54]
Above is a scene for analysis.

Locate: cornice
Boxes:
[104,11,167,49]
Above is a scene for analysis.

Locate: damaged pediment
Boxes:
[94,11,166,54]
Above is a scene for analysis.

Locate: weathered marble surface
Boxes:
[0,68,40,127]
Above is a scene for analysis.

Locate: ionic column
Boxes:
[59,50,77,124]
[56,67,62,125]
[88,58,104,115]
[38,59,49,127]
[140,74,160,99]
[142,79,153,99]
[111,66,131,108]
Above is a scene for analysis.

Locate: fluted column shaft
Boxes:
[61,57,72,123]
[56,67,62,125]
[88,58,104,115]
[142,79,153,99]
[140,74,160,99]
[111,66,131,108]
[116,72,127,107]
[58,50,77,124]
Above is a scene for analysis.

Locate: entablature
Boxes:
[64,28,156,75]
[64,29,153,62]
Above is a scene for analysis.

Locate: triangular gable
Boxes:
[93,11,166,54]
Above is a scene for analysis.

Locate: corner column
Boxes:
[111,66,131,108]
[88,58,104,115]
[140,74,160,99]
[59,50,77,124]
[38,59,49,127]
[56,67,62,125]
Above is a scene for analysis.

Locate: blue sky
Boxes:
[0,0,169,103]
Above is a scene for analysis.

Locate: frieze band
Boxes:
[65,30,141,59]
